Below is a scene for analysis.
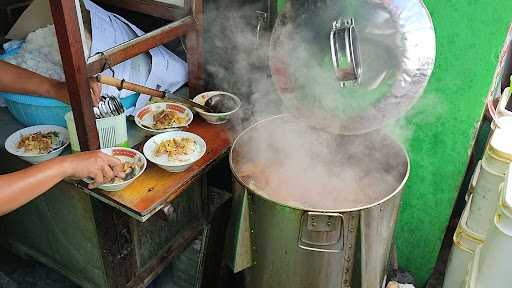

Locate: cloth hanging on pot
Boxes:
[83,0,188,115]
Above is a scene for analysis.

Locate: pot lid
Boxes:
[230,115,410,212]
[270,0,436,134]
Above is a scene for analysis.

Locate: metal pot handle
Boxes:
[298,212,344,252]
[330,17,361,87]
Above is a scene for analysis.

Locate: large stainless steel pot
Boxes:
[229,115,409,288]
[226,0,433,286]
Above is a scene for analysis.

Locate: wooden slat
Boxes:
[86,16,195,75]
[49,0,99,150]
[79,119,232,219]
[94,0,187,21]
[186,0,204,97]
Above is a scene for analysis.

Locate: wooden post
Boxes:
[49,0,99,151]
[186,0,204,98]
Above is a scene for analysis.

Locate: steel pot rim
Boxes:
[229,114,410,212]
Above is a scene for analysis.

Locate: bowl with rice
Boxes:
[143,131,206,172]
[5,125,69,164]
[135,103,193,135]
[83,147,147,192]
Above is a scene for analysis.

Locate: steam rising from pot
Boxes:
[203,0,436,210]
[230,115,409,211]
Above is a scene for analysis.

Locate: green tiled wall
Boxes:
[276,0,512,285]
[396,1,512,285]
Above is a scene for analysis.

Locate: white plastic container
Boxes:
[466,165,512,288]
[65,112,128,152]
[463,246,480,288]
[496,87,512,121]
[443,194,485,288]
[444,116,512,288]
[467,117,512,235]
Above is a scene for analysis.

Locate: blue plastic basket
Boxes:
[1,93,70,127]
[0,42,139,127]
[0,92,139,127]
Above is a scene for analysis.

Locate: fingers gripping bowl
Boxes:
[84,147,147,192]
[143,131,206,173]
[5,125,69,164]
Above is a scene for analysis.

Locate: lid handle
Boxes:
[330,17,361,87]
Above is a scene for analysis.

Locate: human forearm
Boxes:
[0,157,71,215]
[0,61,67,102]
[0,61,102,105]
[0,151,124,216]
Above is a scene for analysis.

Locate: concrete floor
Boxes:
[0,237,202,288]
[0,248,77,288]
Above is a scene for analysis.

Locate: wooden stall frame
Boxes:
[3,2,235,288]
[49,0,99,150]
[49,0,204,150]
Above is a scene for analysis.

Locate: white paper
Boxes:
[83,0,187,114]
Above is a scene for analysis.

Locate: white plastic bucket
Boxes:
[466,117,512,235]
[444,118,512,288]
[471,165,512,288]
[463,246,480,288]
[466,157,508,236]
[496,87,512,121]
[65,112,128,152]
[443,195,485,288]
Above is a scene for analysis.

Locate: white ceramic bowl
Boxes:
[192,91,241,124]
[143,131,206,173]
[5,125,69,164]
[85,147,147,192]
[135,102,193,135]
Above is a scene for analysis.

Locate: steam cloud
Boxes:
[203,1,437,210]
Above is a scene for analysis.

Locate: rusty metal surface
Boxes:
[132,181,205,268]
[92,199,138,288]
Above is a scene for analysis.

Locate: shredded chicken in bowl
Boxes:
[17,131,61,154]
[152,110,189,130]
[154,137,197,162]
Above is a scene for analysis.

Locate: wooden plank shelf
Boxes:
[77,119,232,221]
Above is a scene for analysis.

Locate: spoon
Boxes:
[123,166,137,181]
[204,93,239,113]
[96,75,214,112]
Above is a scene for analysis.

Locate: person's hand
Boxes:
[52,78,101,106]
[61,150,125,188]
[89,77,102,106]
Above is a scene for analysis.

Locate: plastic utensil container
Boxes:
[65,112,128,152]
